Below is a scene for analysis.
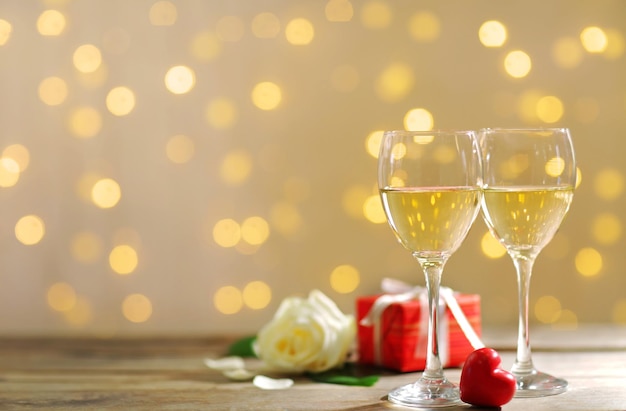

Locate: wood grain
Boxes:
[0,327,625,410]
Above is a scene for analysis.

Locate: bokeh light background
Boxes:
[0,0,625,336]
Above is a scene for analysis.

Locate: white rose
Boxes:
[254,290,355,373]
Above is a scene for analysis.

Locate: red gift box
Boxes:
[357,288,481,372]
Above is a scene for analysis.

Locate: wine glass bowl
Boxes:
[478,127,576,397]
[378,130,483,408]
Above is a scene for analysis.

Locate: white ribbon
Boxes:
[360,278,484,367]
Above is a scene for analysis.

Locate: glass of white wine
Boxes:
[378,130,483,408]
[479,127,576,397]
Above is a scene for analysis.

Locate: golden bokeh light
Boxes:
[91,178,121,209]
[499,153,529,180]
[365,130,384,158]
[206,98,237,129]
[593,168,624,200]
[517,89,542,123]
[391,142,407,160]
[502,155,529,177]
[38,76,68,106]
[504,50,532,78]
[251,12,281,38]
[71,231,103,264]
[68,106,102,138]
[360,0,392,29]
[545,156,565,177]
[165,134,195,164]
[363,194,387,224]
[76,172,102,203]
[534,295,562,324]
[47,282,77,312]
[603,28,625,60]
[330,64,360,93]
[575,247,603,277]
[408,11,440,42]
[389,175,405,187]
[164,65,196,95]
[478,20,507,47]
[375,62,414,102]
[73,44,103,73]
[240,216,270,246]
[580,26,608,53]
[122,293,152,323]
[37,10,66,36]
[404,108,434,131]
[190,31,222,61]
[216,15,245,42]
[0,0,624,336]
[213,218,241,248]
[64,296,93,327]
[219,150,252,185]
[242,281,272,310]
[480,231,507,259]
[591,213,622,245]
[433,145,457,164]
[149,1,177,26]
[251,81,282,110]
[106,86,136,116]
[0,157,20,187]
[2,144,29,172]
[413,134,435,145]
[330,264,360,294]
[536,95,564,123]
[15,215,45,246]
[612,299,626,324]
[342,185,371,219]
[325,0,354,22]
[553,37,584,69]
[269,202,303,238]
[0,19,12,45]
[285,18,314,45]
[109,244,139,275]
[214,285,243,315]
[551,309,578,330]
[76,64,108,89]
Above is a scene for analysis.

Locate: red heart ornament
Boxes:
[459,347,516,407]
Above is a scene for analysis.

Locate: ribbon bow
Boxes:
[360,278,484,366]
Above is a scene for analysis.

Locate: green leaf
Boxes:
[308,373,379,387]
[307,363,379,387]
[227,336,257,357]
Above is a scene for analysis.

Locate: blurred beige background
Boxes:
[0,0,624,336]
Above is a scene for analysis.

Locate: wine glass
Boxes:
[378,130,483,408]
[478,127,576,397]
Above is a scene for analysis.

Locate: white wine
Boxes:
[482,186,574,252]
[380,187,481,257]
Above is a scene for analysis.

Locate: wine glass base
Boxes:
[387,377,461,408]
[513,370,568,397]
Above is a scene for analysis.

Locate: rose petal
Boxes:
[204,356,245,371]
[253,375,294,390]
[223,368,257,381]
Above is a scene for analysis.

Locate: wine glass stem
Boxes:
[418,258,446,380]
[511,253,537,375]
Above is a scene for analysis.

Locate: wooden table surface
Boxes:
[1,325,626,410]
